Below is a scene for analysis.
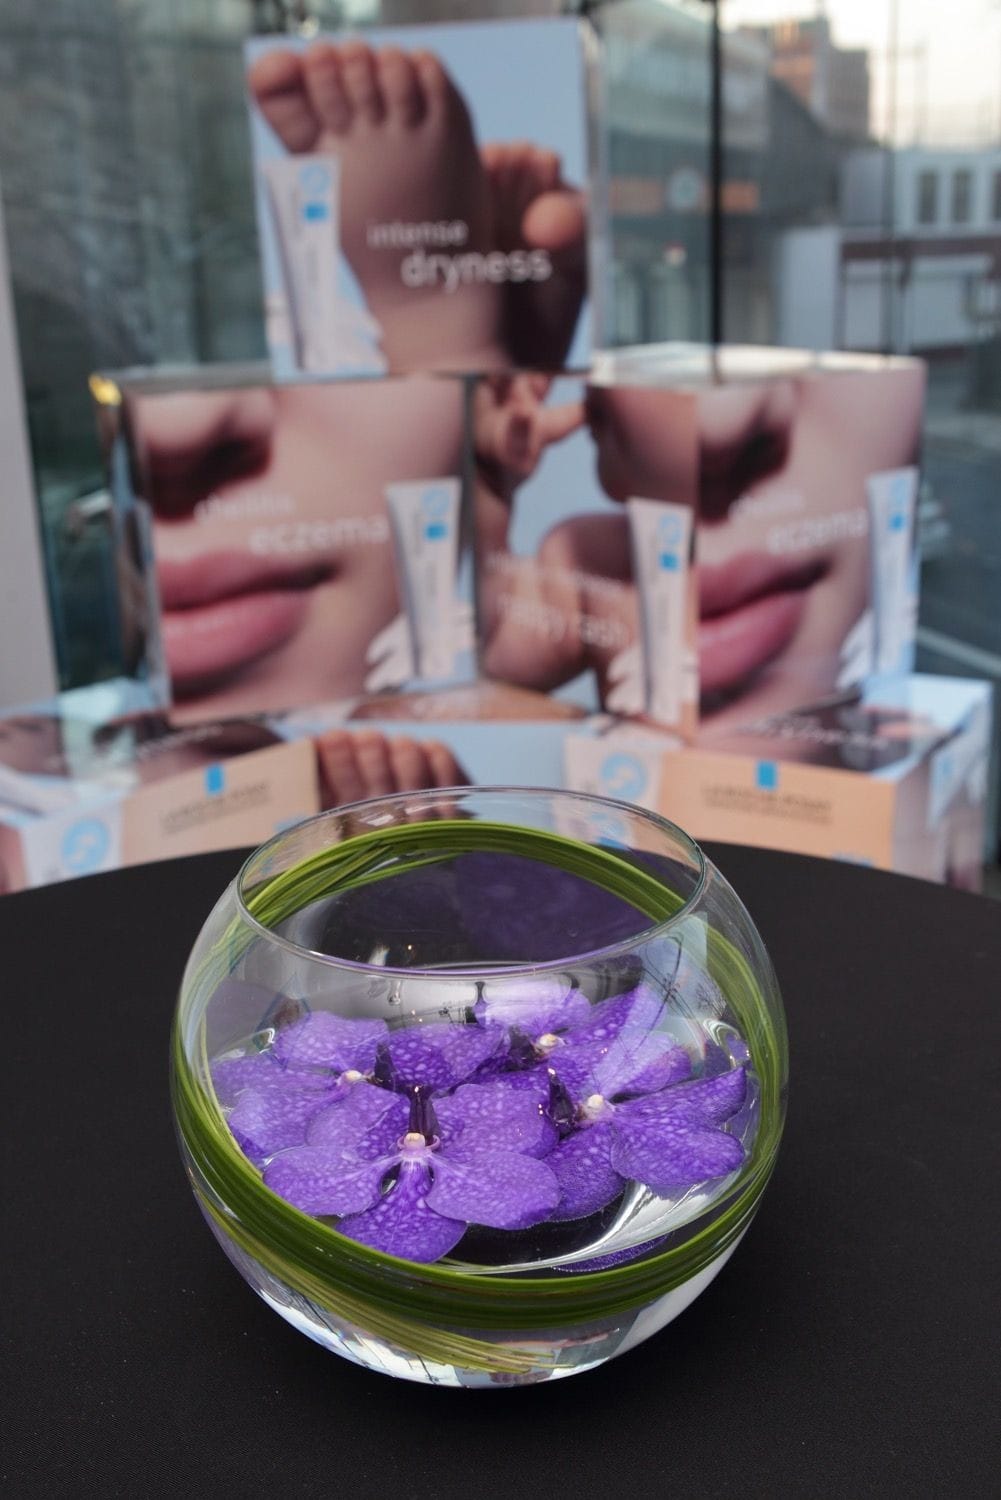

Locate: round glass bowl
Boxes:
[172,787,787,1388]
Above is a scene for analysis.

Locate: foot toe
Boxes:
[522,187,587,258]
[302,42,352,135]
[377,47,425,128]
[339,42,385,125]
[412,49,454,118]
[248,50,320,153]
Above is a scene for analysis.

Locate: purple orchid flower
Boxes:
[215,987,750,1265]
[211,1011,388,1165]
[263,1077,560,1263]
[545,1067,747,1220]
[474,982,693,1102]
[478,983,746,1220]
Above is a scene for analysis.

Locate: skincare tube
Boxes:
[866,468,918,676]
[385,479,462,682]
[263,157,342,374]
[627,498,694,727]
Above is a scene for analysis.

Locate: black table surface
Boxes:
[3,844,999,1498]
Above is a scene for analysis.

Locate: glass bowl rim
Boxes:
[233,784,709,980]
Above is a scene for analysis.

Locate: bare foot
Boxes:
[482,143,588,369]
[248,43,504,371]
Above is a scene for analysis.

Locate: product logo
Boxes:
[755,760,779,791]
[421,485,451,541]
[204,764,226,797]
[889,473,911,531]
[599,752,649,802]
[299,162,332,221]
[656,513,685,571]
[61,817,111,875]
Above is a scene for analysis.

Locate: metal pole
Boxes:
[709,0,723,345]
[880,0,899,354]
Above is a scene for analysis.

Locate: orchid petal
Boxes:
[384,1022,505,1091]
[623,1066,747,1129]
[263,1147,394,1218]
[609,1069,748,1193]
[337,1159,467,1263]
[306,1081,408,1160]
[427,1150,560,1230]
[212,1051,289,1107]
[226,1080,340,1165]
[272,1011,387,1073]
[473,978,591,1037]
[546,1123,625,1220]
[435,1079,558,1159]
[563,983,664,1047]
[610,1118,744,1193]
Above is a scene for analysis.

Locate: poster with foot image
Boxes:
[245,18,594,379]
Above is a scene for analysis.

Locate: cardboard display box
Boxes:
[473,348,926,738]
[563,675,993,891]
[0,707,319,895]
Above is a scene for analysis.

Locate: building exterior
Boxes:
[742,14,871,144]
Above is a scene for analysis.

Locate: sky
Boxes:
[724,0,1001,146]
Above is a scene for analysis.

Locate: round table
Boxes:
[3,846,997,1497]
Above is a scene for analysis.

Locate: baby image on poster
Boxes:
[245,17,593,379]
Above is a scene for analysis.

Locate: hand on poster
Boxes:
[245,21,590,377]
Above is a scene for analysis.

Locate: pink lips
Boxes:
[698,551,826,698]
[158,550,334,694]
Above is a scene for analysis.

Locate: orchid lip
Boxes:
[407,1083,441,1143]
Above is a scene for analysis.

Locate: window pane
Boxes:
[722,0,1001,871]
[917,169,938,225]
[951,168,972,223]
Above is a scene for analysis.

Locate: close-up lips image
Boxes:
[158,549,336,693]
[697,550,827,702]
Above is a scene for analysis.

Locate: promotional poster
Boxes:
[473,350,925,737]
[97,368,474,723]
[472,372,700,735]
[246,17,594,379]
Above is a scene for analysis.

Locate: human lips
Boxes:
[698,551,826,699]
[159,550,335,694]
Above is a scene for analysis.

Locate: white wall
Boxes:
[0,183,57,707]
